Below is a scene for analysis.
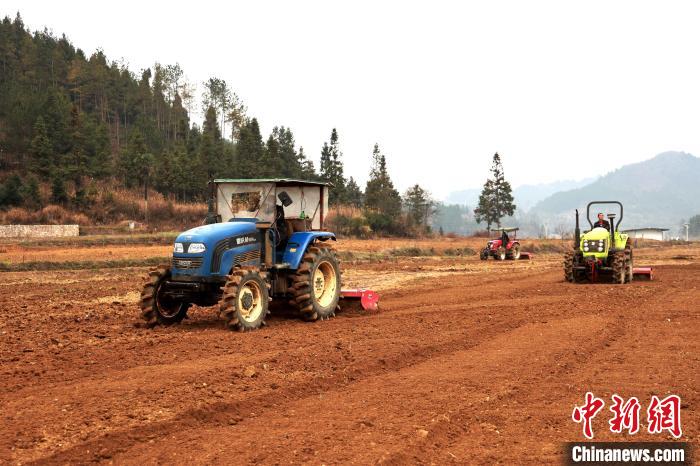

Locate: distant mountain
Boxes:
[445,178,595,211]
[530,151,700,229]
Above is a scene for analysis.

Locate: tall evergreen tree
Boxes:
[403,184,434,229]
[235,118,264,178]
[297,146,317,180]
[199,106,223,181]
[29,116,54,177]
[320,128,347,203]
[0,174,23,206]
[364,143,401,216]
[474,152,516,230]
[50,172,68,205]
[345,177,363,207]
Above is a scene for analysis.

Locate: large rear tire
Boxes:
[140,267,190,327]
[288,242,341,321]
[220,267,270,331]
[509,243,521,260]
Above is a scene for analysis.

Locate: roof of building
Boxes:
[213,178,331,186]
[622,227,669,232]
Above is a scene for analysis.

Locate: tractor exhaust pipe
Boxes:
[574,209,580,248]
[609,214,615,247]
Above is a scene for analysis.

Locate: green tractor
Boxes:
[564,201,633,284]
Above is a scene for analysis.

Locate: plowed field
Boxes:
[0,239,697,464]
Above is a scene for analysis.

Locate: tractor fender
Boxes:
[283,232,336,269]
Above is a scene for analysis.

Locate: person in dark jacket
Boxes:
[593,213,610,230]
[501,229,510,246]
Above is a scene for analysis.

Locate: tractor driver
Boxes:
[501,229,510,246]
[593,213,610,230]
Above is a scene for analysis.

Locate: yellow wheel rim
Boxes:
[313,261,337,308]
[238,280,263,322]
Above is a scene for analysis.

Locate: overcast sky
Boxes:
[4,1,700,199]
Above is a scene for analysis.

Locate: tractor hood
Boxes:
[175,221,257,246]
[582,227,610,241]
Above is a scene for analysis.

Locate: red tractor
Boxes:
[480,227,531,261]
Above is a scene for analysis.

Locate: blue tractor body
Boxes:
[140,179,344,330]
[170,222,336,280]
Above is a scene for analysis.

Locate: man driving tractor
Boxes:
[501,229,510,246]
[593,213,610,230]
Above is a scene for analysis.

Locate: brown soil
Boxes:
[0,239,698,464]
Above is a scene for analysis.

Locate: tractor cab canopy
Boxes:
[492,227,519,238]
[213,179,330,231]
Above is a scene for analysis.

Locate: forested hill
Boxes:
[530,151,700,228]
[0,13,332,202]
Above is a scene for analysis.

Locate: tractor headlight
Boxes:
[188,243,206,254]
[584,246,589,252]
[597,246,604,252]
[173,242,184,253]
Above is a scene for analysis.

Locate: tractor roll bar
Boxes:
[586,201,623,231]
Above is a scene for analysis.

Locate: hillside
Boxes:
[530,151,700,229]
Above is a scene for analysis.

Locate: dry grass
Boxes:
[0,180,207,231]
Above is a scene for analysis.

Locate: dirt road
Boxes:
[0,243,697,464]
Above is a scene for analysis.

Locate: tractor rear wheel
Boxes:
[509,244,521,260]
[288,242,341,321]
[219,267,270,331]
[140,267,190,327]
[611,251,627,284]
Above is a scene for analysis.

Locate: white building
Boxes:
[623,227,669,241]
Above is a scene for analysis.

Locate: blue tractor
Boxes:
[139,179,342,331]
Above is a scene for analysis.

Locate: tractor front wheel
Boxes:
[220,267,270,331]
[495,247,507,261]
[479,249,489,260]
[611,251,627,284]
[288,242,341,321]
[564,251,575,283]
[140,267,190,327]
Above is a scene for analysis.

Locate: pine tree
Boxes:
[235,118,264,178]
[365,143,401,214]
[345,177,363,207]
[404,184,434,228]
[50,173,69,205]
[199,106,223,181]
[29,116,54,177]
[19,176,41,209]
[320,128,347,203]
[474,152,516,230]
[1,175,23,206]
[297,147,316,179]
